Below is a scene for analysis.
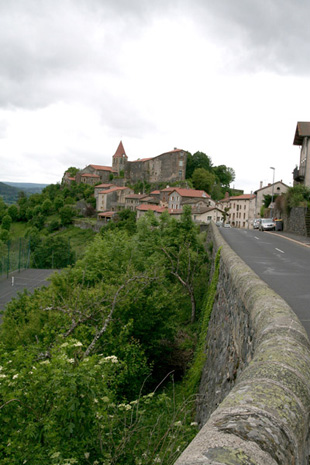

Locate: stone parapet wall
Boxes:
[279,207,308,236]
[175,222,310,465]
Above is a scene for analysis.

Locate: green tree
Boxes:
[192,168,216,194]
[213,165,235,187]
[66,166,79,177]
[42,198,53,215]
[0,228,10,242]
[186,151,213,179]
[7,204,18,221]
[31,236,74,268]
[1,214,12,231]
[59,205,75,226]
[54,196,64,211]
[0,197,8,222]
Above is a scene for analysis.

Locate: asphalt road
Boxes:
[219,227,310,338]
[0,269,56,321]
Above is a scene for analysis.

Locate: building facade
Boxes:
[293,122,310,187]
[254,181,289,217]
[218,194,256,228]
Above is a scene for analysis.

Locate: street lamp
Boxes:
[270,167,275,217]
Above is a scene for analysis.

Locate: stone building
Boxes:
[293,121,310,187]
[76,164,117,185]
[218,194,256,228]
[167,188,213,210]
[112,141,128,175]
[254,180,289,217]
[75,142,187,187]
[123,147,187,184]
[96,186,134,212]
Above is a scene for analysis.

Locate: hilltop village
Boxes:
[62,141,289,228]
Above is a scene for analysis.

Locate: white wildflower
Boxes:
[84,452,90,459]
[39,360,50,365]
[191,421,198,427]
[103,355,118,363]
[13,374,19,379]
[0,374,7,379]
[68,358,75,364]
[73,341,83,347]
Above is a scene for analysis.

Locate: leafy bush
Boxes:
[0,211,209,463]
[285,184,310,212]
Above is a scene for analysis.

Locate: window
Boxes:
[179,170,183,177]
[179,161,183,167]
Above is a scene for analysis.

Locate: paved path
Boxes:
[0,269,57,315]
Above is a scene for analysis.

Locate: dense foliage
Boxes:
[186,151,236,200]
[0,208,209,464]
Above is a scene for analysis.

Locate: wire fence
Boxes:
[0,238,31,278]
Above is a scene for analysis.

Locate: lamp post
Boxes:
[270,167,275,217]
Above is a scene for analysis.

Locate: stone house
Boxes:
[167,188,212,210]
[94,183,114,199]
[136,204,169,219]
[97,211,118,223]
[293,121,310,187]
[96,186,134,212]
[124,194,149,211]
[254,181,289,217]
[76,164,117,185]
[62,171,76,185]
[191,206,225,224]
[218,194,256,228]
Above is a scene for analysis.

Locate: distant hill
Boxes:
[0,182,49,204]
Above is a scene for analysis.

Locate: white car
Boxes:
[259,218,276,231]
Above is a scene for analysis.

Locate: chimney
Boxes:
[225,192,229,199]
[260,181,263,189]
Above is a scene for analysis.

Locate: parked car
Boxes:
[259,218,276,231]
[223,223,231,228]
[253,219,260,229]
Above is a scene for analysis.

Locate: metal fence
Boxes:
[0,238,31,278]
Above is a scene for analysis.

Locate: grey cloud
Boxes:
[186,0,310,74]
[1,0,309,112]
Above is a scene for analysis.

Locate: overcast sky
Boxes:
[1,0,310,193]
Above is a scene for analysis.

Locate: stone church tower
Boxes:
[112,141,128,175]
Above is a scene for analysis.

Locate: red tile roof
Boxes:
[130,157,153,163]
[90,165,117,172]
[125,194,148,199]
[218,194,255,202]
[150,190,161,195]
[161,187,175,192]
[99,187,129,194]
[81,173,100,178]
[95,183,114,188]
[169,188,210,198]
[136,204,168,213]
[98,211,116,217]
[113,141,127,158]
